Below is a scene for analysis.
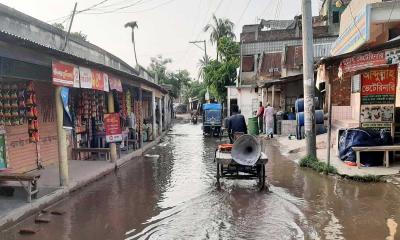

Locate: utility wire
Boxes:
[236,0,252,28]
[82,0,146,14]
[273,0,281,20]
[47,0,110,23]
[346,2,366,41]
[386,0,398,26]
[260,0,273,18]
[82,0,177,14]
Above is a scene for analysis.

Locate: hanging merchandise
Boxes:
[0,82,27,127]
[126,91,132,116]
[26,81,40,143]
[118,91,127,119]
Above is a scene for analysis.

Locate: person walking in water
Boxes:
[264,103,274,138]
[227,105,247,143]
[256,102,264,134]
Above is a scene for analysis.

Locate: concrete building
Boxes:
[318,0,400,151]
[227,14,338,122]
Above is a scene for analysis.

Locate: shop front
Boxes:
[333,51,399,138]
[0,57,60,173]
[52,60,126,160]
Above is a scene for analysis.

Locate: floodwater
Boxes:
[2,122,400,239]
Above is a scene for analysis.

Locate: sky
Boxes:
[0,0,321,79]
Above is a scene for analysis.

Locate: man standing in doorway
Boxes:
[264,103,274,138]
[256,102,264,134]
[227,105,247,143]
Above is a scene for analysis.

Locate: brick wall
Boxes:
[330,66,351,106]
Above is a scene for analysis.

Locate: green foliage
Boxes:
[299,155,337,174]
[203,14,235,60]
[147,55,191,98]
[203,14,235,45]
[52,23,88,41]
[218,36,240,62]
[148,55,172,83]
[197,55,211,81]
[202,37,239,102]
[183,81,207,103]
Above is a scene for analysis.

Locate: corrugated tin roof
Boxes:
[0,30,168,93]
[284,43,332,68]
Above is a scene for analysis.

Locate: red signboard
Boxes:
[104,113,122,143]
[361,67,397,104]
[109,75,123,92]
[340,51,386,74]
[52,60,77,87]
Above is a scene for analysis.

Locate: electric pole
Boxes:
[301,0,316,158]
[189,40,208,63]
[62,2,78,51]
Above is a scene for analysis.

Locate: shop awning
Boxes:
[259,74,303,88]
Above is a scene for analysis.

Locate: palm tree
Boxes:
[197,55,211,81]
[203,15,235,61]
[125,21,139,66]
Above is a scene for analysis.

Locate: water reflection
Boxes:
[2,122,400,240]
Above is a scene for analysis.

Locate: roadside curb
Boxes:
[0,132,167,231]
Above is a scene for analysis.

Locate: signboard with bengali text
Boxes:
[79,67,92,89]
[340,51,386,74]
[104,113,122,143]
[52,60,78,87]
[361,68,396,104]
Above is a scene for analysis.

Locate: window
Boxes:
[351,74,361,93]
[242,55,254,72]
[332,11,340,24]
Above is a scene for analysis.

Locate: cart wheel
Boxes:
[257,164,265,191]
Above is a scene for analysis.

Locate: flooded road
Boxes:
[3,122,400,239]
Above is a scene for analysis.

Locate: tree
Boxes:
[148,55,172,83]
[202,37,240,102]
[183,81,207,103]
[52,23,88,41]
[197,55,211,81]
[218,36,240,63]
[203,60,237,102]
[147,56,191,98]
[203,14,235,61]
[124,21,139,66]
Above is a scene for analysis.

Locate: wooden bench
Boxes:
[73,148,111,161]
[0,172,40,202]
[352,145,400,168]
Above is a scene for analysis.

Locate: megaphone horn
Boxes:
[231,134,261,166]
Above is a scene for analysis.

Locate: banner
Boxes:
[73,67,80,88]
[109,75,123,92]
[360,104,394,123]
[103,73,110,92]
[79,67,92,89]
[361,68,396,104]
[52,60,78,87]
[340,51,386,74]
[104,113,122,143]
[60,87,73,129]
[91,70,104,91]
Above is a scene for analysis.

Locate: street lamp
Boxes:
[125,21,139,67]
